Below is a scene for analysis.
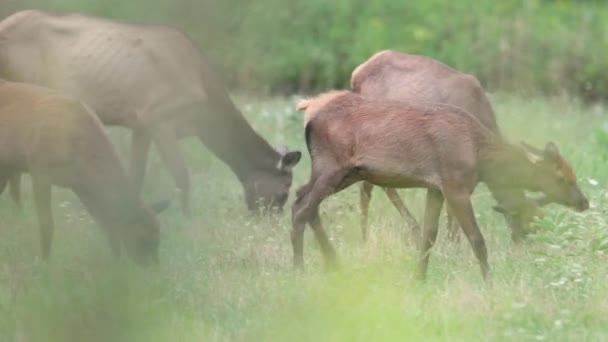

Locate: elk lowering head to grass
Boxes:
[351,50,543,243]
[293,90,588,280]
[0,10,301,216]
[0,80,165,264]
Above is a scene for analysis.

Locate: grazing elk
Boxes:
[0,10,301,216]
[351,50,542,243]
[293,90,588,280]
[0,80,165,264]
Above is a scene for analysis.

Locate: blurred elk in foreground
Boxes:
[293,90,588,280]
[351,50,543,243]
[0,80,166,264]
[0,10,301,216]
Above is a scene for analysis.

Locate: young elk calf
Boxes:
[0,80,163,264]
[351,50,542,243]
[293,90,588,280]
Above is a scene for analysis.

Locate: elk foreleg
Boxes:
[130,128,151,196]
[149,124,191,217]
[359,182,373,242]
[0,173,12,197]
[309,207,337,270]
[32,176,54,260]
[291,170,346,269]
[73,189,122,259]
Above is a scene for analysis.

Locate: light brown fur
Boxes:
[350,50,496,130]
[0,80,162,264]
[0,10,301,215]
[350,50,541,243]
[292,90,588,280]
[298,90,349,126]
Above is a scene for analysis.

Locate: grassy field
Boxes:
[0,93,607,341]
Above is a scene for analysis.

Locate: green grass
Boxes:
[1,94,608,341]
[5,0,608,99]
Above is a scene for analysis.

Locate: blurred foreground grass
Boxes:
[0,94,607,341]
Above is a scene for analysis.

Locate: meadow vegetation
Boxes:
[4,0,608,100]
[0,94,607,341]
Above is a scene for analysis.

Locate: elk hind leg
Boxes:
[417,188,444,280]
[359,182,373,242]
[384,187,421,243]
[32,176,54,260]
[292,169,347,269]
[446,205,461,242]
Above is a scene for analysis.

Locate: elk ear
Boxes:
[278,151,302,171]
[148,200,171,214]
[543,142,560,162]
[296,99,311,111]
[492,205,507,214]
[520,141,545,164]
[275,145,289,155]
[531,195,552,207]
[520,141,545,154]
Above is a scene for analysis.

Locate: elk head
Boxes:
[123,200,169,266]
[520,142,588,212]
[244,146,301,213]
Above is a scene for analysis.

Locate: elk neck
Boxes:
[195,96,281,184]
[478,139,537,191]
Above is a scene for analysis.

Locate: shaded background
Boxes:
[2,0,607,99]
[0,2,608,341]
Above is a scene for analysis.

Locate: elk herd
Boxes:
[0,10,590,280]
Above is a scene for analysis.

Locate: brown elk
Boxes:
[293,90,588,280]
[351,50,542,243]
[0,10,301,216]
[0,80,165,264]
